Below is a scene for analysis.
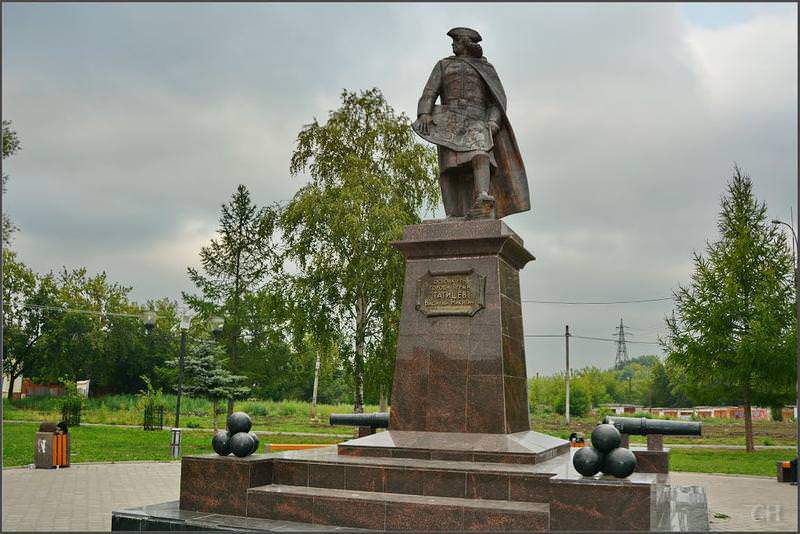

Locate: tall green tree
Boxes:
[37,268,133,386]
[2,120,21,243]
[2,249,60,399]
[648,360,693,408]
[184,184,281,415]
[665,166,796,451]
[280,88,439,412]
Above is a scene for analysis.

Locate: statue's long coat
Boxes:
[418,56,531,219]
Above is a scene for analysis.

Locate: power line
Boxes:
[571,335,662,346]
[525,333,662,345]
[521,297,673,305]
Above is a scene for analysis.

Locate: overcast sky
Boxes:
[3,3,797,375]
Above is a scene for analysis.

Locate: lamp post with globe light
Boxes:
[175,310,194,428]
[175,312,226,428]
[140,309,225,456]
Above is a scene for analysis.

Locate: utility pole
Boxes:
[565,325,571,426]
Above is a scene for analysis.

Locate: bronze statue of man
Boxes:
[413,27,530,219]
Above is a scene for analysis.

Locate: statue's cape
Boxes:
[451,57,531,219]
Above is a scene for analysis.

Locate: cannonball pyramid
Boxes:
[572,423,637,478]
[211,412,259,457]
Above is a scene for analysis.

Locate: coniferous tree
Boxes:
[179,342,250,431]
[184,184,280,415]
[665,166,796,451]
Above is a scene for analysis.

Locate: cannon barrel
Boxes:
[330,412,389,429]
[603,416,701,436]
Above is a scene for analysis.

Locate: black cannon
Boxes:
[602,416,701,436]
[330,412,389,430]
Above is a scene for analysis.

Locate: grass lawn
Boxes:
[2,397,372,436]
[2,422,343,467]
[532,413,797,447]
[669,447,796,477]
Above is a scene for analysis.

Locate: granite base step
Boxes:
[247,484,550,531]
[271,452,554,500]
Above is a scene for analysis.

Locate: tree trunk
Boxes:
[6,371,18,401]
[212,399,219,432]
[310,348,321,420]
[227,398,235,419]
[743,386,755,452]
[379,385,387,412]
[353,296,366,414]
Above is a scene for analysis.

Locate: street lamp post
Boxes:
[771,219,799,475]
[175,310,193,429]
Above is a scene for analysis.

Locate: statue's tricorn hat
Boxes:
[447,27,482,43]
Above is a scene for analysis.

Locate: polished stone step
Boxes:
[247,484,549,531]
[271,452,554,501]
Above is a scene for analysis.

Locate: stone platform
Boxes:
[113,447,708,531]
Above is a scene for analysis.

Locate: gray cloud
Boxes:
[3,3,796,374]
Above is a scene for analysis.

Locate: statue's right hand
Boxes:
[417,114,434,134]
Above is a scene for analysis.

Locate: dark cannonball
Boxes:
[230,432,255,458]
[591,424,621,453]
[247,431,260,455]
[227,411,252,434]
[572,446,604,477]
[602,447,637,478]
[211,430,231,456]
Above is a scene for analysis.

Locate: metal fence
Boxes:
[143,405,165,431]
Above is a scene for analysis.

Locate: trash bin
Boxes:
[34,422,70,469]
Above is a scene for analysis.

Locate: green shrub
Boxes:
[554,383,590,417]
[243,403,268,417]
[596,407,615,418]
[60,396,82,427]
[632,411,653,419]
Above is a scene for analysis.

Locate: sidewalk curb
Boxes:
[3,460,180,470]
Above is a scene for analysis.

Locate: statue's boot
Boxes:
[467,191,496,219]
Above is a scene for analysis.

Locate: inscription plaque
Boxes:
[415,269,485,317]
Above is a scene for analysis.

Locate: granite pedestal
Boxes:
[114,219,707,531]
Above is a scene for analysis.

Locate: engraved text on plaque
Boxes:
[415,270,486,317]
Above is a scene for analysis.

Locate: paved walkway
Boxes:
[2,462,181,531]
[1,463,797,531]
[670,472,797,531]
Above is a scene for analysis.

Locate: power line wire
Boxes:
[572,334,662,345]
[521,297,673,305]
[524,333,662,345]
